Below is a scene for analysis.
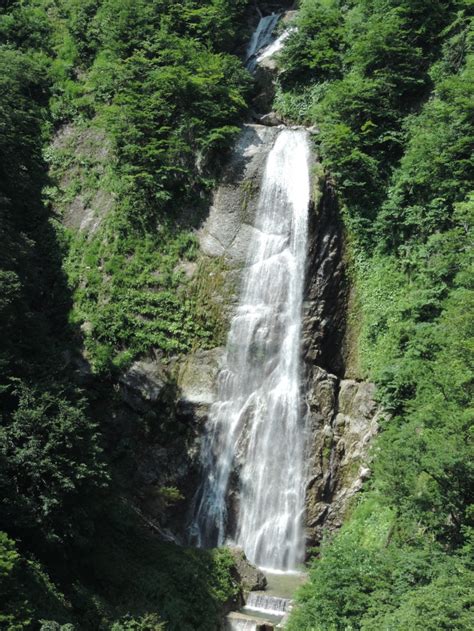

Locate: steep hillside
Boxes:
[0,1,256,629]
[275,1,473,629]
[0,0,472,629]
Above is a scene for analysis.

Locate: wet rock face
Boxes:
[303,178,347,378]
[198,123,282,326]
[253,62,278,113]
[301,179,381,547]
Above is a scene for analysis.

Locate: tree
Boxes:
[0,383,109,547]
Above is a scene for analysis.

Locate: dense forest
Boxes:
[278,0,473,629]
[0,1,252,629]
[0,0,472,630]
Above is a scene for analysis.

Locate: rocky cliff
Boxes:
[301,174,381,548]
[58,5,380,553]
[59,109,380,559]
[168,123,381,549]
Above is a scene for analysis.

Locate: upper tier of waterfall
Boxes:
[255,27,296,65]
[245,13,280,71]
[190,128,311,572]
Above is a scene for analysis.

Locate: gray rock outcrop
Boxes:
[258,111,284,126]
[229,547,267,592]
[52,122,115,236]
[178,348,224,408]
[176,347,225,433]
[304,367,381,546]
[199,124,280,267]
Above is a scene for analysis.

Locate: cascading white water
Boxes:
[245,593,291,616]
[190,129,311,571]
[256,26,297,64]
[226,618,257,631]
[245,13,280,71]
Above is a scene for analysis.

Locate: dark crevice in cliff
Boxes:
[301,174,381,551]
[303,177,348,378]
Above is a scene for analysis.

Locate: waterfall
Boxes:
[245,13,280,71]
[190,129,311,571]
[255,27,297,65]
[245,593,291,616]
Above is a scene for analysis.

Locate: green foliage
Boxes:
[0,1,52,53]
[363,571,474,630]
[110,613,165,631]
[0,1,251,628]
[376,54,474,249]
[62,226,224,372]
[1,511,239,630]
[0,532,23,629]
[283,1,474,629]
[279,0,344,86]
[0,382,109,546]
[288,500,396,631]
[0,44,53,381]
[289,497,474,630]
[48,0,252,226]
[0,532,18,581]
[74,502,239,630]
[277,0,468,238]
[354,148,473,556]
[0,532,78,630]
[98,37,250,226]
[41,0,252,366]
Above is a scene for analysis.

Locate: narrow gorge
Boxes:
[158,10,381,627]
[112,6,382,628]
[2,0,470,629]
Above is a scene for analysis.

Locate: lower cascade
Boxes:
[226,616,263,631]
[245,594,291,616]
[190,128,311,571]
[226,587,295,631]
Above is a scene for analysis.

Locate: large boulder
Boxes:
[119,360,167,412]
[229,547,267,592]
